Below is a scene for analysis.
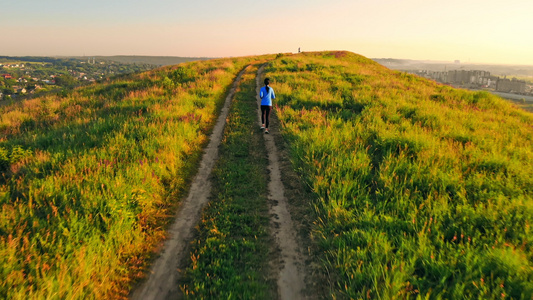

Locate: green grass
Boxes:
[0,57,258,299]
[266,51,533,299]
[180,63,276,299]
[3,50,532,299]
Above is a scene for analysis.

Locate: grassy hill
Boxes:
[1,51,532,299]
[266,51,533,298]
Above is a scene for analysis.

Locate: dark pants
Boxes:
[261,105,271,128]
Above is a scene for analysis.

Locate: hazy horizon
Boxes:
[3,54,533,68]
[1,0,532,65]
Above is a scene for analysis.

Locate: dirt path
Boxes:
[256,65,308,299]
[131,67,248,300]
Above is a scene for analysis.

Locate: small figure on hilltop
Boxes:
[260,78,276,134]
[298,47,300,53]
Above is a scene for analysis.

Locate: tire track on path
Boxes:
[256,65,307,299]
[131,67,248,300]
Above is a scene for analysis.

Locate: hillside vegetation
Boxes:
[0,56,257,298]
[1,50,532,299]
[266,51,533,298]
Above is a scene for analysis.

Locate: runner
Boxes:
[260,78,275,134]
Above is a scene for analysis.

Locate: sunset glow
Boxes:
[1,0,532,65]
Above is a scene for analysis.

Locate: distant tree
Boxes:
[54,74,77,87]
[5,79,16,87]
[3,87,14,95]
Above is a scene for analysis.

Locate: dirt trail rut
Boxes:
[131,67,248,300]
[256,65,307,299]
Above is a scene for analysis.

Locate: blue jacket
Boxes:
[260,86,275,106]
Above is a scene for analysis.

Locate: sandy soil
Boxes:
[256,65,308,300]
[130,67,248,300]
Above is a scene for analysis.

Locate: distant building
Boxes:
[447,70,473,84]
[427,70,492,86]
[496,78,526,93]
[487,76,499,88]
[2,74,12,79]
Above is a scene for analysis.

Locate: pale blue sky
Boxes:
[1,0,532,65]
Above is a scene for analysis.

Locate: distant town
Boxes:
[373,58,533,100]
[412,69,531,95]
[0,56,156,101]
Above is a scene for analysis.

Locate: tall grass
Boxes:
[267,51,533,299]
[0,57,257,298]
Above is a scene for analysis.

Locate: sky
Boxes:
[1,0,532,65]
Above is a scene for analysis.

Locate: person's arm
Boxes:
[260,87,264,99]
[271,88,276,99]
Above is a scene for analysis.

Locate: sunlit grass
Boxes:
[3,50,531,299]
[268,51,533,299]
[0,57,259,299]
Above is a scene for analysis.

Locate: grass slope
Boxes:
[180,63,276,298]
[2,50,532,299]
[0,57,256,299]
[266,51,533,299]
